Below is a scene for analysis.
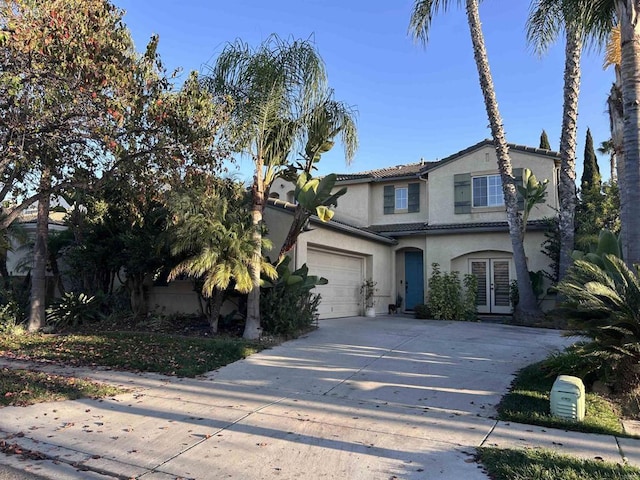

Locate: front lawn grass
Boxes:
[0,368,124,407]
[0,332,264,377]
[477,447,640,480]
[498,360,624,436]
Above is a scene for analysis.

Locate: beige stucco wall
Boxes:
[428,145,559,225]
[148,280,200,315]
[270,177,373,227]
[386,230,555,311]
[264,206,394,315]
[330,182,371,226]
[425,230,554,308]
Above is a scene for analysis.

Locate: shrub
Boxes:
[46,292,101,331]
[260,258,325,336]
[0,284,29,335]
[261,284,321,335]
[557,254,640,392]
[427,263,477,321]
[414,304,431,319]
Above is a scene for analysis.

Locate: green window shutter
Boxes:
[454,173,471,214]
[513,168,524,211]
[408,183,420,213]
[384,185,394,214]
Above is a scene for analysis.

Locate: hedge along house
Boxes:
[267,139,560,318]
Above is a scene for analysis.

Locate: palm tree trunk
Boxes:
[465,0,541,323]
[208,287,225,334]
[616,0,640,266]
[28,167,52,332]
[279,205,309,262]
[609,78,625,213]
[243,160,265,340]
[557,26,582,281]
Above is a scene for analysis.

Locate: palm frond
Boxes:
[526,0,614,55]
[408,0,463,46]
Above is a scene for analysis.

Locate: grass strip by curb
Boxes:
[0,368,124,407]
[498,360,624,436]
[0,332,265,377]
[477,447,640,480]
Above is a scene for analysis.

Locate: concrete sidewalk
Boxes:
[0,316,635,479]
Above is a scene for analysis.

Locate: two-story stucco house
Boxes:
[266,139,560,319]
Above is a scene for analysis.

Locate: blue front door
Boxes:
[404,251,424,310]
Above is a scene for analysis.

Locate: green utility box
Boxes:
[550,375,585,421]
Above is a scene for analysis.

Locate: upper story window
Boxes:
[455,169,524,214]
[384,183,420,214]
[472,174,503,207]
[395,187,408,210]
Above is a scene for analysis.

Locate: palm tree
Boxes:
[598,139,617,183]
[567,1,640,266]
[203,36,329,339]
[278,95,358,261]
[409,0,542,323]
[527,0,611,282]
[168,177,276,335]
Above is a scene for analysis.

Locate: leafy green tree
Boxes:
[527,0,611,282]
[0,0,228,329]
[575,182,620,252]
[168,174,276,334]
[204,36,344,339]
[409,0,542,323]
[0,0,143,330]
[581,128,602,192]
[576,130,619,252]
[539,129,552,150]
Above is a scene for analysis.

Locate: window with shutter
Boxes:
[383,185,394,214]
[454,173,471,214]
[384,183,420,214]
[395,187,408,209]
[472,174,503,207]
[408,183,420,212]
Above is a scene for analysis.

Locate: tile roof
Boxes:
[336,161,440,183]
[425,139,560,172]
[336,139,560,183]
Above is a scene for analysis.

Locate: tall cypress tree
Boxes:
[539,129,551,150]
[575,128,615,252]
[581,128,601,191]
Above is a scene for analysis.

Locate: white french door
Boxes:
[470,259,512,314]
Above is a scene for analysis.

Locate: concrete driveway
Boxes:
[0,316,572,479]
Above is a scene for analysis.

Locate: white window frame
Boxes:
[472,174,503,208]
[395,187,408,210]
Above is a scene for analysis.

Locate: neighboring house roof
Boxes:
[336,139,560,183]
[266,198,397,245]
[17,212,66,226]
[366,219,550,237]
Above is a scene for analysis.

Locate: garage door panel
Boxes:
[307,249,364,319]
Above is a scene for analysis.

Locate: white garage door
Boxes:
[307,248,364,319]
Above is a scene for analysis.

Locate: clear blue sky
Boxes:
[112,0,614,182]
